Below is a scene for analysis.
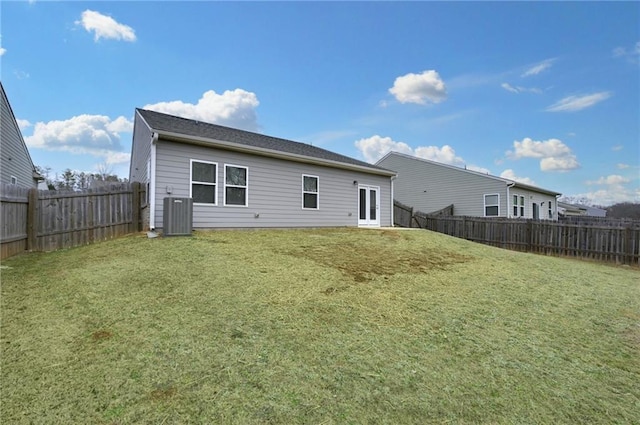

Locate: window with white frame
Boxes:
[302,175,319,209]
[513,195,525,217]
[10,176,17,185]
[224,164,248,206]
[548,201,553,219]
[484,194,499,217]
[191,160,217,204]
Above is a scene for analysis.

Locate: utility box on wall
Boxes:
[163,197,193,236]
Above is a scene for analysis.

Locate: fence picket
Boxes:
[394,200,640,266]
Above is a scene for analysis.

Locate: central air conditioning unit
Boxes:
[163,197,193,236]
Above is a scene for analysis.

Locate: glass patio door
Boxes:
[358,185,380,227]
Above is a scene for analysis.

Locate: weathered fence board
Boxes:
[1,182,145,259]
[394,200,640,266]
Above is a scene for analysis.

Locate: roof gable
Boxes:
[378,151,561,196]
[136,108,395,176]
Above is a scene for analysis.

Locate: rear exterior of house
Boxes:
[130,109,396,231]
[0,83,41,189]
[377,151,561,220]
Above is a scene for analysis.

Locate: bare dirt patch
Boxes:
[91,330,113,341]
[286,239,472,283]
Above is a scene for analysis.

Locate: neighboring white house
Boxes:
[0,82,42,189]
[129,109,396,231]
[377,151,562,220]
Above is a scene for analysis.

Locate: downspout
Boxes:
[506,182,515,218]
[149,132,158,230]
[390,175,396,227]
[554,194,561,220]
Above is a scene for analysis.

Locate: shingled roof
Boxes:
[136,108,395,176]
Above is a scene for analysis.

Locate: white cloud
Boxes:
[355,135,477,170]
[521,59,555,77]
[507,137,580,172]
[414,145,463,166]
[586,175,631,186]
[501,82,542,94]
[612,144,624,151]
[499,169,536,186]
[0,47,5,56]
[14,70,29,80]
[143,89,260,132]
[354,135,413,163]
[570,173,639,206]
[389,70,447,105]
[546,92,611,112]
[540,156,581,172]
[467,165,492,174]
[25,114,133,164]
[16,119,32,131]
[76,10,136,42]
[616,163,630,169]
[612,41,640,63]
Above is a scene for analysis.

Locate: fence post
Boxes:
[409,206,413,228]
[26,188,38,251]
[131,182,141,232]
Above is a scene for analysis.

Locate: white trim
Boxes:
[10,175,17,185]
[301,174,319,210]
[512,193,525,218]
[483,193,500,217]
[358,184,381,227]
[390,176,396,227]
[190,159,218,206]
[223,163,249,207]
[149,134,158,229]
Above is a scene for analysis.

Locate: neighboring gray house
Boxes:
[130,109,396,231]
[377,151,562,220]
[0,82,42,188]
[558,201,607,218]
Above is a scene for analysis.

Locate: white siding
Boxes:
[154,140,392,229]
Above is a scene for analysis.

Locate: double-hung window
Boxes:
[224,164,248,206]
[548,201,553,219]
[191,160,217,204]
[513,195,525,217]
[484,194,499,217]
[302,175,319,209]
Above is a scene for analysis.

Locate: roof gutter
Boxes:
[149,132,159,230]
[155,130,397,177]
[506,181,515,218]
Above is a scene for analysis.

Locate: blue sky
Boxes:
[2,1,638,205]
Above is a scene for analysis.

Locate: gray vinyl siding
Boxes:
[154,140,392,229]
[379,152,559,219]
[128,111,153,183]
[0,86,37,188]
[379,153,507,217]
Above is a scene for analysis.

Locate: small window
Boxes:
[513,195,525,217]
[548,201,553,219]
[191,160,217,204]
[302,175,319,209]
[224,164,248,206]
[10,176,17,185]
[484,194,499,217]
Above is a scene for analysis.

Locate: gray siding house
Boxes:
[130,109,396,231]
[377,151,561,220]
[0,83,42,189]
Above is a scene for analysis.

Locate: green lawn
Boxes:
[1,228,638,424]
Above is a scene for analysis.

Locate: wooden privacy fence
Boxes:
[394,200,640,266]
[1,182,145,259]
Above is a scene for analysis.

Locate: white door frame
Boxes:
[358,184,380,227]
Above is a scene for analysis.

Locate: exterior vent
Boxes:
[163,197,193,236]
